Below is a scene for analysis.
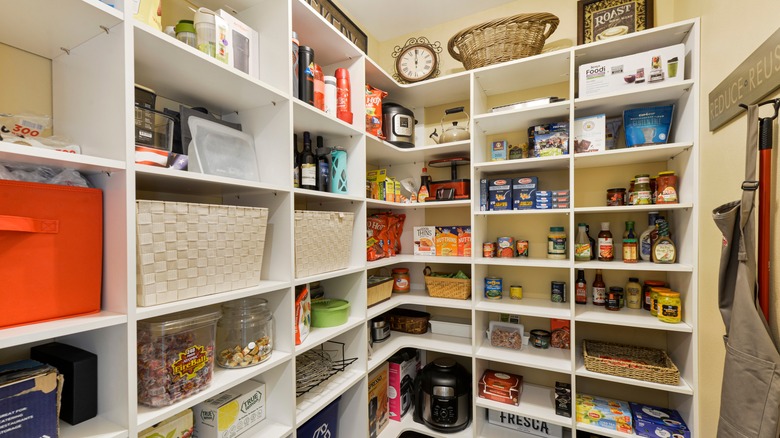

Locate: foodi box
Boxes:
[576,393,632,434]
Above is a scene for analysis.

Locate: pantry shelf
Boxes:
[574,203,693,213]
[573,142,693,169]
[573,79,694,114]
[367,255,473,270]
[575,354,693,394]
[0,141,126,174]
[573,260,694,272]
[575,305,693,333]
[478,420,571,438]
[476,298,570,320]
[576,423,640,438]
[295,316,365,356]
[292,100,363,138]
[291,0,363,67]
[476,344,572,374]
[60,415,128,438]
[135,164,290,197]
[476,257,571,269]
[475,383,572,428]
[368,332,473,372]
[474,154,570,173]
[0,311,127,350]
[473,100,571,136]
[472,50,571,98]
[476,208,571,216]
[366,135,471,167]
[239,419,293,438]
[379,410,475,438]
[365,58,472,109]
[293,187,364,203]
[295,368,365,426]
[366,199,471,210]
[367,289,473,320]
[294,265,366,286]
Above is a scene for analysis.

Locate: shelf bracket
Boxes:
[100,25,110,34]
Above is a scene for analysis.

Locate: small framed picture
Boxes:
[577,0,654,45]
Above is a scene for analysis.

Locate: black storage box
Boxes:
[30,342,98,425]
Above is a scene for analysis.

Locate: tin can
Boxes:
[485,277,503,300]
[551,281,566,303]
[497,237,515,258]
[510,285,523,300]
[482,242,496,258]
[516,240,529,257]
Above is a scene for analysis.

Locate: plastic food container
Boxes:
[216,297,274,368]
[137,309,222,407]
[429,316,471,338]
[488,321,524,350]
[188,117,260,182]
[311,299,350,327]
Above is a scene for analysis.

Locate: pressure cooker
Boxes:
[414,357,471,433]
[382,102,415,148]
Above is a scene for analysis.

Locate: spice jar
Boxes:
[606,287,622,311]
[656,171,679,204]
[392,268,411,293]
[606,188,626,206]
[643,280,667,311]
[634,174,652,205]
[217,297,274,368]
[657,290,682,323]
[547,226,567,259]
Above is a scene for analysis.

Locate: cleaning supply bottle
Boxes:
[418,167,431,202]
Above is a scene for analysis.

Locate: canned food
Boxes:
[483,242,496,258]
[485,277,503,300]
[510,285,523,300]
[551,281,566,303]
[497,237,515,258]
[530,329,551,349]
[516,240,529,257]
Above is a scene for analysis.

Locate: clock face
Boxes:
[396,44,437,82]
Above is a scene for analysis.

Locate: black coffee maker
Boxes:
[413,357,471,433]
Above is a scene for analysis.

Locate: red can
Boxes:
[516,240,529,257]
[483,242,496,258]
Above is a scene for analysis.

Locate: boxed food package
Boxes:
[554,381,571,418]
[576,393,633,434]
[436,226,458,256]
[606,116,623,149]
[368,363,389,437]
[457,226,472,257]
[573,114,606,153]
[624,105,675,147]
[480,178,488,211]
[578,44,685,98]
[492,140,508,161]
[388,349,420,421]
[513,177,538,210]
[487,409,564,437]
[508,143,525,160]
[414,226,436,255]
[0,360,63,438]
[367,169,387,200]
[530,123,568,157]
[193,380,266,438]
[489,178,512,211]
[217,10,259,78]
[140,409,194,438]
[549,319,570,349]
[478,369,523,406]
[132,0,162,30]
[630,403,691,438]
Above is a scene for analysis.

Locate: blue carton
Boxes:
[630,403,691,438]
[624,105,674,147]
[0,360,62,438]
[512,177,538,210]
[489,178,513,211]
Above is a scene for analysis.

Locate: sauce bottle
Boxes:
[574,223,591,261]
[597,222,613,261]
[592,269,606,306]
[640,211,660,261]
[418,167,431,202]
[623,221,638,263]
[575,269,588,304]
[653,219,677,263]
[625,277,643,309]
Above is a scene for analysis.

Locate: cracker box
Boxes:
[381,178,396,202]
[491,140,508,161]
[576,393,633,434]
[435,226,458,256]
[630,403,691,438]
[457,226,472,257]
[578,44,685,98]
[478,369,523,406]
[0,360,63,438]
[193,380,266,438]
[489,178,513,211]
[487,409,563,437]
[512,177,538,210]
[140,409,194,438]
[414,226,436,256]
[624,105,675,147]
[368,363,389,437]
[531,123,569,157]
[388,349,420,421]
[573,114,606,153]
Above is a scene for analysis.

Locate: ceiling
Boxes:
[335,0,519,41]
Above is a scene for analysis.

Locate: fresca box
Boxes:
[140,409,194,438]
[0,360,63,438]
[573,114,606,154]
[576,393,632,434]
[630,403,691,438]
[579,44,685,98]
[388,349,420,421]
[491,140,508,161]
[193,380,266,438]
[414,226,436,256]
[513,177,538,210]
[488,409,564,437]
[624,105,675,147]
[435,226,458,256]
[489,178,512,211]
[368,363,389,437]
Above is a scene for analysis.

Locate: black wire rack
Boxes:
[296,340,357,397]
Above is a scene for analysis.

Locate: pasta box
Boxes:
[630,403,691,438]
[489,179,512,211]
[512,177,538,210]
[576,393,633,434]
[478,369,523,406]
[487,409,563,437]
[414,226,436,255]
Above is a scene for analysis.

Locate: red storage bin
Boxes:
[0,179,102,328]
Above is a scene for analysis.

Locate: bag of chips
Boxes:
[365,85,388,138]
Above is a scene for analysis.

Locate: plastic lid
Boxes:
[392,268,409,274]
[658,290,680,297]
[550,226,564,232]
[138,308,223,336]
[175,20,196,34]
[324,75,336,85]
[188,117,260,181]
[312,299,350,311]
[607,187,626,192]
[658,170,676,176]
[644,280,667,286]
[578,222,587,227]
[628,277,639,282]
[609,287,624,292]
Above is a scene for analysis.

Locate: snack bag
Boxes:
[367,215,389,261]
[295,285,311,345]
[366,85,388,138]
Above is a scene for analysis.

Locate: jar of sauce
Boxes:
[657,290,682,323]
[606,188,626,206]
[391,268,410,293]
[656,171,679,204]
[650,287,670,316]
[606,287,622,311]
[634,174,652,205]
[643,280,667,311]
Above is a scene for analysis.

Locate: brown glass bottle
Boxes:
[592,269,606,306]
[575,269,588,304]
[597,222,614,261]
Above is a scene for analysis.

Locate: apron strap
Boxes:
[738,104,758,264]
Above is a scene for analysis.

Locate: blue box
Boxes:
[512,177,538,210]
[0,360,62,438]
[480,178,488,211]
[624,105,674,147]
[298,397,340,438]
[531,123,569,157]
[489,179,513,211]
[630,403,691,438]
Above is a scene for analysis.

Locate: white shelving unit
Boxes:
[0,2,699,437]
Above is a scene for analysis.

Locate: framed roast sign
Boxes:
[578,0,654,45]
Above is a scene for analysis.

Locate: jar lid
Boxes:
[607,187,626,192]
[550,226,564,232]
[635,174,650,178]
[609,287,624,292]
[651,286,671,292]
[658,290,680,297]
[578,222,587,227]
[392,268,409,274]
[628,277,639,282]
[658,170,676,176]
[175,20,196,34]
[644,280,667,286]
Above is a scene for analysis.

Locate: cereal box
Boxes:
[457,226,472,257]
[193,380,266,438]
[491,140,507,161]
[531,123,569,157]
[414,226,436,256]
[512,177,538,210]
[573,114,606,154]
[368,363,389,437]
[489,179,512,211]
[435,226,458,256]
[576,393,632,434]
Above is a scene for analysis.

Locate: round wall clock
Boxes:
[392,37,442,84]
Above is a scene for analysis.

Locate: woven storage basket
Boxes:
[294,210,355,278]
[387,308,430,334]
[367,276,393,307]
[448,13,559,70]
[582,340,680,385]
[424,276,471,300]
[136,200,268,307]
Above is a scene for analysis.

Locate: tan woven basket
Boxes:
[424,276,472,300]
[294,210,355,278]
[582,340,680,385]
[136,200,268,307]
[367,276,393,307]
[448,13,559,70]
[387,308,430,334]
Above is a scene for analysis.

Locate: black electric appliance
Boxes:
[382,102,415,148]
[413,357,471,433]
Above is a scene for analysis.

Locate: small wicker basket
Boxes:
[448,13,559,70]
[387,308,430,334]
[424,275,472,300]
[582,340,680,385]
[367,276,393,307]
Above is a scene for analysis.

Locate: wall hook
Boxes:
[100,25,110,34]
[60,47,71,55]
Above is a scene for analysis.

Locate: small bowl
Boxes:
[624,75,636,83]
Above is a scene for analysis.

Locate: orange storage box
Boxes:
[0,179,103,328]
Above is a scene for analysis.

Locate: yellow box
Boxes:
[436,226,458,256]
[392,178,401,202]
[140,409,194,438]
[367,169,387,183]
[193,380,266,438]
[132,0,162,31]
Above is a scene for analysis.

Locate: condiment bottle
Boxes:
[643,280,666,311]
[656,171,679,204]
[586,224,596,260]
[628,179,636,205]
[574,223,591,261]
[650,287,670,316]
[300,132,317,190]
[625,277,643,309]
[597,222,614,261]
[547,226,567,260]
[391,268,410,293]
[634,174,652,205]
[640,211,660,261]
[622,221,638,263]
[653,219,677,263]
[417,167,430,202]
[657,290,682,323]
[592,269,606,306]
[575,269,588,304]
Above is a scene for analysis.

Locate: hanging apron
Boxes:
[713,104,780,438]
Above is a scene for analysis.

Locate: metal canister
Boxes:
[551,281,566,303]
[497,237,515,258]
[516,240,529,257]
[485,277,503,300]
[510,285,523,300]
[483,242,496,258]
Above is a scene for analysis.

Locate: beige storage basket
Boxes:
[294,210,355,278]
[424,276,472,300]
[582,340,680,385]
[136,200,268,306]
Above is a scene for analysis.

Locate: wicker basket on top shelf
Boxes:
[583,340,680,385]
[424,275,471,300]
[448,13,559,70]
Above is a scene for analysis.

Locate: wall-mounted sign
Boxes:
[709,27,780,131]
[303,0,368,54]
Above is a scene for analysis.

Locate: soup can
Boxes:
[551,281,567,303]
[516,240,529,257]
[485,277,503,300]
[497,237,515,258]
[483,242,496,258]
[510,285,523,300]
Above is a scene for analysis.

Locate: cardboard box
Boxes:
[217,10,259,78]
[393,178,401,202]
[630,403,691,438]
[388,349,420,421]
[193,380,266,438]
[578,44,686,98]
[576,393,632,434]
[624,105,675,147]
[487,409,563,437]
[381,178,395,202]
[30,342,97,425]
[435,226,458,256]
[414,226,436,256]
[140,409,194,438]
[368,363,389,437]
[489,178,512,211]
[132,0,162,30]
[457,226,472,257]
[479,178,489,211]
[478,370,523,406]
[573,114,606,154]
[0,360,63,438]
[554,382,571,418]
[512,177,538,210]
[508,143,524,160]
[491,140,508,161]
[531,123,568,157]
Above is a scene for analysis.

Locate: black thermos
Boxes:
[298,45,315,106]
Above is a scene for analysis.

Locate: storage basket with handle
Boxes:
[386,308,430,334]
[294,210,354,278]
[424,275,471,300]
[367,275,393,307]
[582,340,680,385]
[448,13,559,70]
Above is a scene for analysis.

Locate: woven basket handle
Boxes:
[448,12,560,62]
